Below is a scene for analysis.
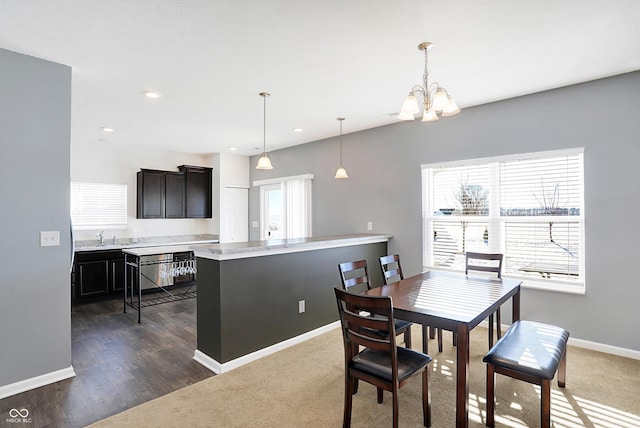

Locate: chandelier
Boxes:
[335,117,348,179]
[255,91,273,170]
[398,42,460,122]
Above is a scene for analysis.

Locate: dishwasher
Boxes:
[140,253,174,290]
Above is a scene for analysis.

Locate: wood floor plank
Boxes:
[0,295,213,427]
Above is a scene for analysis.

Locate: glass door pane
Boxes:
[262,184,283,240]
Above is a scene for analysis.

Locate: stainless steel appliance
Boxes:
[140,253,174,290]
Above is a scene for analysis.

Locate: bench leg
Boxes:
[486,364,495,427]
[558,347,567,388]
[541,378,551,428]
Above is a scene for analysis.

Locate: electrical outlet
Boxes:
[298,300,305,313]
[367,221,373,231]
[40,231,60,247]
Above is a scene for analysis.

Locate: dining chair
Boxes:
[465,251,504,348]
[338,260,413,348]
[379,254,442,353]
[334,287,432,428]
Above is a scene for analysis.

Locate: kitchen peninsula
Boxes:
[190,233,390,373]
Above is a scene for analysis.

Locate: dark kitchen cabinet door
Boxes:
[180,165,212,218]
[78,260,109,297]
[110,258,125,293]
[165,172,186,218]
[137,169,165,218]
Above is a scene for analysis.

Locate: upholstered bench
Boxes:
[483,320,569,428]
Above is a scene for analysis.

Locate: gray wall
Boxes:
[250,71,640,352]
[0,50,72,387]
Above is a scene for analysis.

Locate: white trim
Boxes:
[253,174,314,187]
[568,337,640,360]
[0,366,75,399]
[495,322,640,360]
[420,147,585,169]
[193,321,340,374]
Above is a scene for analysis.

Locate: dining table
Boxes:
[364,270,522,428]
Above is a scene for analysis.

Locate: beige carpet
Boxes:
[90,326,640,427]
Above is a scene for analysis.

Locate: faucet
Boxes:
[97,230,104,245]
[112,235,117,244]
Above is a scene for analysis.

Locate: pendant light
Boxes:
[398,42,460,122]
[334,117,348,179]
[256,92,273,170]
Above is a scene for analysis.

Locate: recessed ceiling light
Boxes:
[101,127,114,132]
[293,128,303,133]
[144,91,161,99]
[229,147,237,151]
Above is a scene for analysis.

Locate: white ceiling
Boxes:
[1,0,639,156]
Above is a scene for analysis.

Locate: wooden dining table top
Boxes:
[365,270,521,330]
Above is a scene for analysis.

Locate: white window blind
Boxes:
[422,149,584,292]
[285,178,312,239]
[71,182,127,229]
[255,174,313,239]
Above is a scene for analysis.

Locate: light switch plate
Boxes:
[40,231,60,247]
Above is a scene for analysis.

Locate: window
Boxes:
[71,182,127,229]
[422,148,584,293]
[254,174,313,239]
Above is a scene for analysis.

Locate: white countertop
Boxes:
[74,234,219,253]
[190,233,391,261]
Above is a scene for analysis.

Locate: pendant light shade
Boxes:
[256,154,273,170]
[335,117,348,179]
[256,92,273,170]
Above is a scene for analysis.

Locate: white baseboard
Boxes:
[495,322,640,361]
[0,366,75,399]
[194,321,341,374]
[567,337,640,360]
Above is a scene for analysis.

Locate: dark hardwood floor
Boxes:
[1,294,213,427]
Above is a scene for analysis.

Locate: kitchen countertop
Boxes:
[74,233,219,252]
[191,233,391,261]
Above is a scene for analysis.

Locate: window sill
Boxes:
[514,277,585,295]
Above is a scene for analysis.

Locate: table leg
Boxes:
[512,289,521,322]
[456,324,470,428]
[422,325,429,354]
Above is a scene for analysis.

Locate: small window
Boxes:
[71,182,127,229]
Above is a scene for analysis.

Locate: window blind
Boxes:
[71,182,127,228]
[422,149,584,291]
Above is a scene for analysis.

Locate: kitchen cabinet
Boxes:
[165,172,186,218]
[110,257,126,293]
[74,250,132,298]
[137,165,211,219]
[77,259,109,297]
[137,169,166,219]
[180,165,212,218]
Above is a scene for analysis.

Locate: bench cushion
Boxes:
[483,320,569,380]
